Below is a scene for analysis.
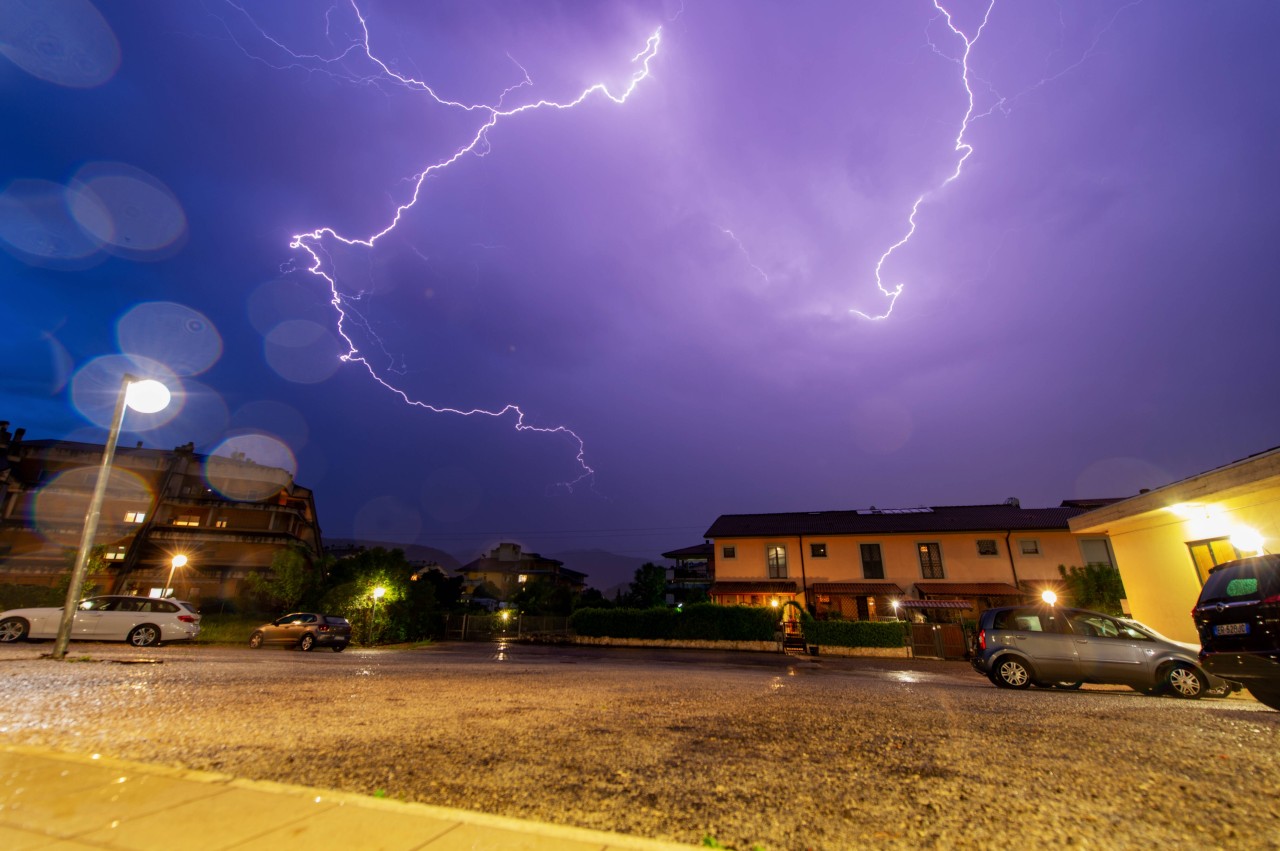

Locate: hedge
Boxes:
[802,620,907,648]
[569,603,778,641]
[0,584,65,611]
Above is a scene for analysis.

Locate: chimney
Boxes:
[1004,497,1021,508]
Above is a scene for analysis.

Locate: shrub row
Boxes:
[802,619,907,648]
[0,584,64,611]
[569,603,778,641]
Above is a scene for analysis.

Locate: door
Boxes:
[1066,610,1152,686]
[990,607,1080,681]
[72,597,115,637]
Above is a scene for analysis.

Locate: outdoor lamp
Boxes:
[163,554,188,598]
[53,373,171,660]
[1041,590,1057,606]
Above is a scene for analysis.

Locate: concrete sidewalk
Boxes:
[0,746,696,851]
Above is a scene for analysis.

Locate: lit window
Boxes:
[918,543,944,579]
[722,546,736,559]
[173,515,200,527]
[215,519,228,528]
[977,539,998,556]
[1019,539,1040,556]
[810,542,827,558]
[767,545,787,579]
[103,549,126,561]
[518,574,528,584]
[124,511,146,523]
[1188,537,1239,585]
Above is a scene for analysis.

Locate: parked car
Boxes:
[970,604,1228,698]
[248,613,351,652]
[0,595,201,647]
[1192,553,1280,711]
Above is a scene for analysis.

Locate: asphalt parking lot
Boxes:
[1,640,1276,849]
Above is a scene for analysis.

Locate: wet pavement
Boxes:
[0,641,1276,849]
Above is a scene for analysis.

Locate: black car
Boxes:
[248,613,352,652]
[970,604,1229,698]
[1192,554,1280,711]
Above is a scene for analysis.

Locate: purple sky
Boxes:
[3,0,1278,560]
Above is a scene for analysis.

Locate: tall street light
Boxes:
[367,585,386,645]
[52,374,171,660]
[163,554,188,599]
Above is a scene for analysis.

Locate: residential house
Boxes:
[704,500,1117,620]
[1069,446,1280,643]
[456,542,587,603]
[660,542,714,604]
[0,422,322,602]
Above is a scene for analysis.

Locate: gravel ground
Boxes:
[1,640,1277,850]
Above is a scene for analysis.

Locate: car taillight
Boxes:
[178,615,197,623]
[978,628,986,651]
[1263,594,1280,605]
[318,624,330,632]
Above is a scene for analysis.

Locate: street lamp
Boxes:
[367,585,386,645]
[1041,590,1058,606]
[163,554,188,598]
[53,374,171,660]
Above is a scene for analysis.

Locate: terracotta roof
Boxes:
[705,503,1087,538]
[916,582,1024,597]
[811,582,905,595]
[709,581,798,595]
[898,600,973,609]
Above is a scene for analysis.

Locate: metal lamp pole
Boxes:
[52,374,169,660]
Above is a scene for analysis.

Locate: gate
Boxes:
[909,623,968,659]
[443,613,571,641]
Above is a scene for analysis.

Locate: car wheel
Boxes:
[993,656,1032,689]
[1166,664,1206,699]
[0,617,29,642]
[332,644,345,653]
[128,625,160,648]
[248,632,264,649]
[1246,683,1280,711]
[299,633,315,652]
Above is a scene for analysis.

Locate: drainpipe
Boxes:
[1004,531,1020,589]
[796,536,810,614]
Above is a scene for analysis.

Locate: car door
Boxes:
[267,613,308,645]
[93,597,143,640]
[1066,610,1152,686]
[72,597,114,637]
[993,607,1080,681]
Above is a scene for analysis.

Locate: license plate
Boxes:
[1213,623,1249,636]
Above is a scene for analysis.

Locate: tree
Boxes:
[624,563,668,608]
[245,546,316,611]
[1058,563,1126,614]
[58,545,107,598]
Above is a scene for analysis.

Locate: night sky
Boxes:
[3,0,1278,561]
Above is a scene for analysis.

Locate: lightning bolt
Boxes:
[233,1,662,489]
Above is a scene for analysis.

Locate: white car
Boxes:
[0,595,201,647]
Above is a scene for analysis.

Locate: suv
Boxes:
[971,604,1227,698]
[1192,554,1280,711]
[248,613,352,652]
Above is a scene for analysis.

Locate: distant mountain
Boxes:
[547,549,667,596]
[324,538,461,572]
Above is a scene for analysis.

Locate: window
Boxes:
[1188,537,1240,586]
[918,543,944,579]
[1080,538,1115,569]
[215,519,228,528]
[518,574,528,584]
[767,545,788,578]
[173,515,200,527]
[860,543,884,579]
[124,511,146,523]
[1018,539,1040,556]
[976,539,998,556]
[722,546,736,559]
[103,548,126,561]
[810,542,827,558]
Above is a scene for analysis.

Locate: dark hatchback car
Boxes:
[1192,553,1280,711]
[971,604,1229,698]
[248,613,351,652]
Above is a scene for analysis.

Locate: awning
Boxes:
[811,582,905,596]
[915,582,1023,597]
[709,581,798,595]
[898,600,974,610]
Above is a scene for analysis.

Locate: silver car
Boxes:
[0,595,201,647]
[970,604,1234,698]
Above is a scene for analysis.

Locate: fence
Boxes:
[909,622,969,659]
[442,613,571,641]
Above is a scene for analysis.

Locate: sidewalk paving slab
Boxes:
[0,746,697,851]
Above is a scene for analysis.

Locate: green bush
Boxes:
[803,620,907,648]
[0,584,64,611]
[570,604,777,642]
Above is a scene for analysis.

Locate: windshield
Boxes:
[1198,556,1280,604]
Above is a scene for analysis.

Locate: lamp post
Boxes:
[163,554,188,598]
[367,585,386,645]
[52,374,170,660]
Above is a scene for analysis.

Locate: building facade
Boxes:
[0,422,322,603]
[1070,446,1280,643]
[456,542,587,604]
[704,500,1117,620]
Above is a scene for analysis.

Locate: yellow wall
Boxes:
[713,529,1107,603]
[1073,477,1280,643]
